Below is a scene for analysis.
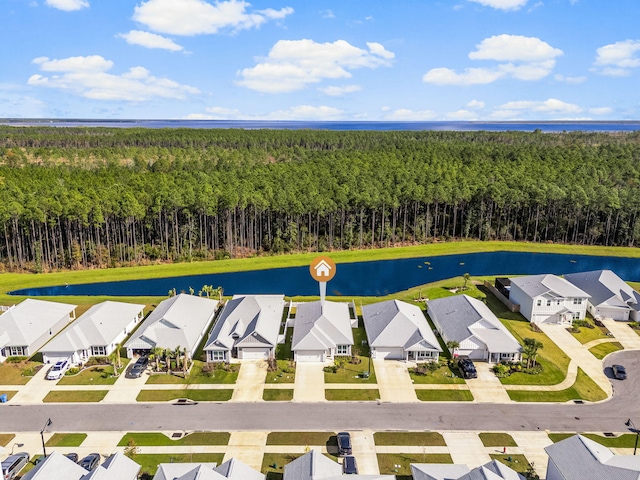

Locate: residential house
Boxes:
[204,295,285,362]
[412,460,525,480]
[291,301,354,362]
[40,301,145,365]
[153,458,264,480]
[124,294,218,359]
[362,300,441,361]
[427,295,522,363]
[283,450,396,479]
[509,274,590,325]
[0,299,77,362]
[545,434,640,480]
[564,270,640,322]
[22,452,139,480]
[83,452,140,480]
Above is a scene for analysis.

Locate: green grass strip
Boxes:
[42,390,108,402]
[135,453,224,476]
[266,432,336,446]
[508,368,607,402]
[263,389,294,401]
[45,433,87,447]
[324,389,380,401]
[416,390,473,402]
[118,432,229,447]
[377,453,453,476]
[374,431,446,446]
[479,433,517,447]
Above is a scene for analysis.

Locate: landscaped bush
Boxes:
[348,355,361,365]
[266,358,278,372]
[5,356,27,363]
[411,360,442,376]
[65,367,80,376]
[629,322,640,330]
[573,319,594,329]
[323,365,338,373]
[567,326,581,333]
[493,363,511,378]
[493,361,541,377]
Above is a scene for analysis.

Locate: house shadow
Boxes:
[326,435,339,456]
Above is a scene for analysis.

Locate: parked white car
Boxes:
[46,359,70,380]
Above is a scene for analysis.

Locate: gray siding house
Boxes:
[204,294,285,362]
[362,300,441,361]
[427,295,521,363]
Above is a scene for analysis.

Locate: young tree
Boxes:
[446,340,460,358]
[463,273,471,290]
[523,338,543,369]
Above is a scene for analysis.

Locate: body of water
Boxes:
[1,119,640,133]
[10,251,640,297]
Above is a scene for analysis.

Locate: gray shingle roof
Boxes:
[214,458,265,479]
[42,301,144,353]
[0,299,76,347]
[427,295,521,354]
[564,270,640,310]
[153,463,217,480]
[292,301,353,351]
[83,452,140,480]
[124,294,217,353]
[362,300,441,352]
[545,434,640,480]
[412,461,523,480]
[21,451,88,480]
[510,274,589,299]
[204,295,284,352]
[283,450,342,479]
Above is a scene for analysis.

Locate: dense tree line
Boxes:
[1,126,640,272]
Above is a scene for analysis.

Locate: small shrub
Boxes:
[567,326,581,334]
[349,355,361,365]
[266,358,278,372]
[493,363,511,378]
[412,364,428,376]
[629,322,640,330]
[65,367,80,376]
[530,323,542,333]
[426,360,441,372]
[524,364,543,375]
[323,365,338,373]
[6,356,27,363]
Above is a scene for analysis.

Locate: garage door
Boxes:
[42,353,72,365]
[240,348,270,360]
[296,351,324,362]
[373,348,404,360]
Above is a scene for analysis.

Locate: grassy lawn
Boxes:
[548,433,638,447]
[118,432,230,446]
[0,391,17,401]
[266,431,336,446]
[570,322,609,344]
[262,453,302,480]
[0,361,42,385]
[45,433,87,447]
[589,341,624,359]
[42,390,108,402]
[507,368,607,402]
[265,360,296,384]
[135,453,224,476]
[374,432,446,446]
[57,362,128,385]
[479,433,517,447]
[416,389,473,401]
[145,361,238,384]
[263,389,294,401]
[0,434,15,447]
[325,389,380,401]
[136,389,232,402]
[377,453,453,476]
[324,355,376,383]
[409,361,465,384]
[490,454,532,474]
[275,328,293,361]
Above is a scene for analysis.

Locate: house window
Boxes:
[92,346,107,356]
[573,312,581,320]
[209,351,225,362]
[9,346,25,356]
[573,298,582,305]
[536,299,542,307]
[416,351,435,360]
[336,345,349,355]
[557,300,561,305]
[546,300,552,307]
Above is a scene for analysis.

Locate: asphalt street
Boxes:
[2,350,638,435]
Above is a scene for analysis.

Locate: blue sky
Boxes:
[1,0,639,120]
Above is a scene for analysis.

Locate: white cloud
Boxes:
[385,108,438,121]
[467,0,528,11]
[45,0,89,11]
[189,104,344,120]
[466,99,485,109]
[238,39,394,93]
[318,85,362,96]
[593,39,640,76]
[118,30,184,52]
[494,98,582,118]
[446,109,478,120]
[424,34,562,85]
[589,107,613,115]
[133,0,293,36]
[28,55,199,101]
[554,74,587,84]
[320,9,335,18]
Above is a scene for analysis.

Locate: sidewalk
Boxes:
[441,432,491,468]
[372,360,418,403]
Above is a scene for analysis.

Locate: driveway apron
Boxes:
[231,360,267,402]
[223,431,268,470]
[539,324,613,396]
[603,320,640,350]
[103,370,149,403]
[293,362,325,402]
[465,362,511,403]
[10,365,51,404]
[509,431,552,479]
[351,429,380,474]
[442,432,491,468]
[372,359,418,403]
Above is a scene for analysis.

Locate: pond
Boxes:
[10,251,640,298]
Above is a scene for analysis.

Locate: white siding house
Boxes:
[509,274,590,325]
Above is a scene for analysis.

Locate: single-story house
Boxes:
[412,460,524,480]
[204,294,285,362]
[22,452,139,480]
[362,299,441,361]
[153,458,264,480]
[40,301,145,365]
[124,294,218,359]
[545,434,640,480]
[509,274,590,325]
[0,299,77,362]
[284,450,395,480]
[564,269,640,322]
[83,452,140,480]
[291,301,354,363]
[427,295,522,363]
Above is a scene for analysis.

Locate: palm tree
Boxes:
[152,346,164,372]
[182,348,189,377]
[446,340,460,358]
[463,273,471,290]
[108,349,119,377]
[523,338,543,369]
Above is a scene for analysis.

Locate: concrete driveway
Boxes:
[603,320,640,350]
[350,430,379,474]
[465,362,511,403]
[372,359,418,403]
[232,360,267,402]
[293,362,325,402]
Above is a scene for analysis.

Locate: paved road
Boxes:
[3,351,637,434]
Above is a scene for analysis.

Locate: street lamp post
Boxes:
[40,418,52,458]
[626,419,640,455]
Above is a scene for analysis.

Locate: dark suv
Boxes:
[126,355,148,379]
[458,358,477,379]
[337,432,352,456]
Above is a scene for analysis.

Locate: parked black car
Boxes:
[79,453,101,471]
[613,364,627,380]
[337,432,352,456]
[65,453,79,463]
[343,455,358,474]
[126,356,148,379]
[458,358,477,379]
